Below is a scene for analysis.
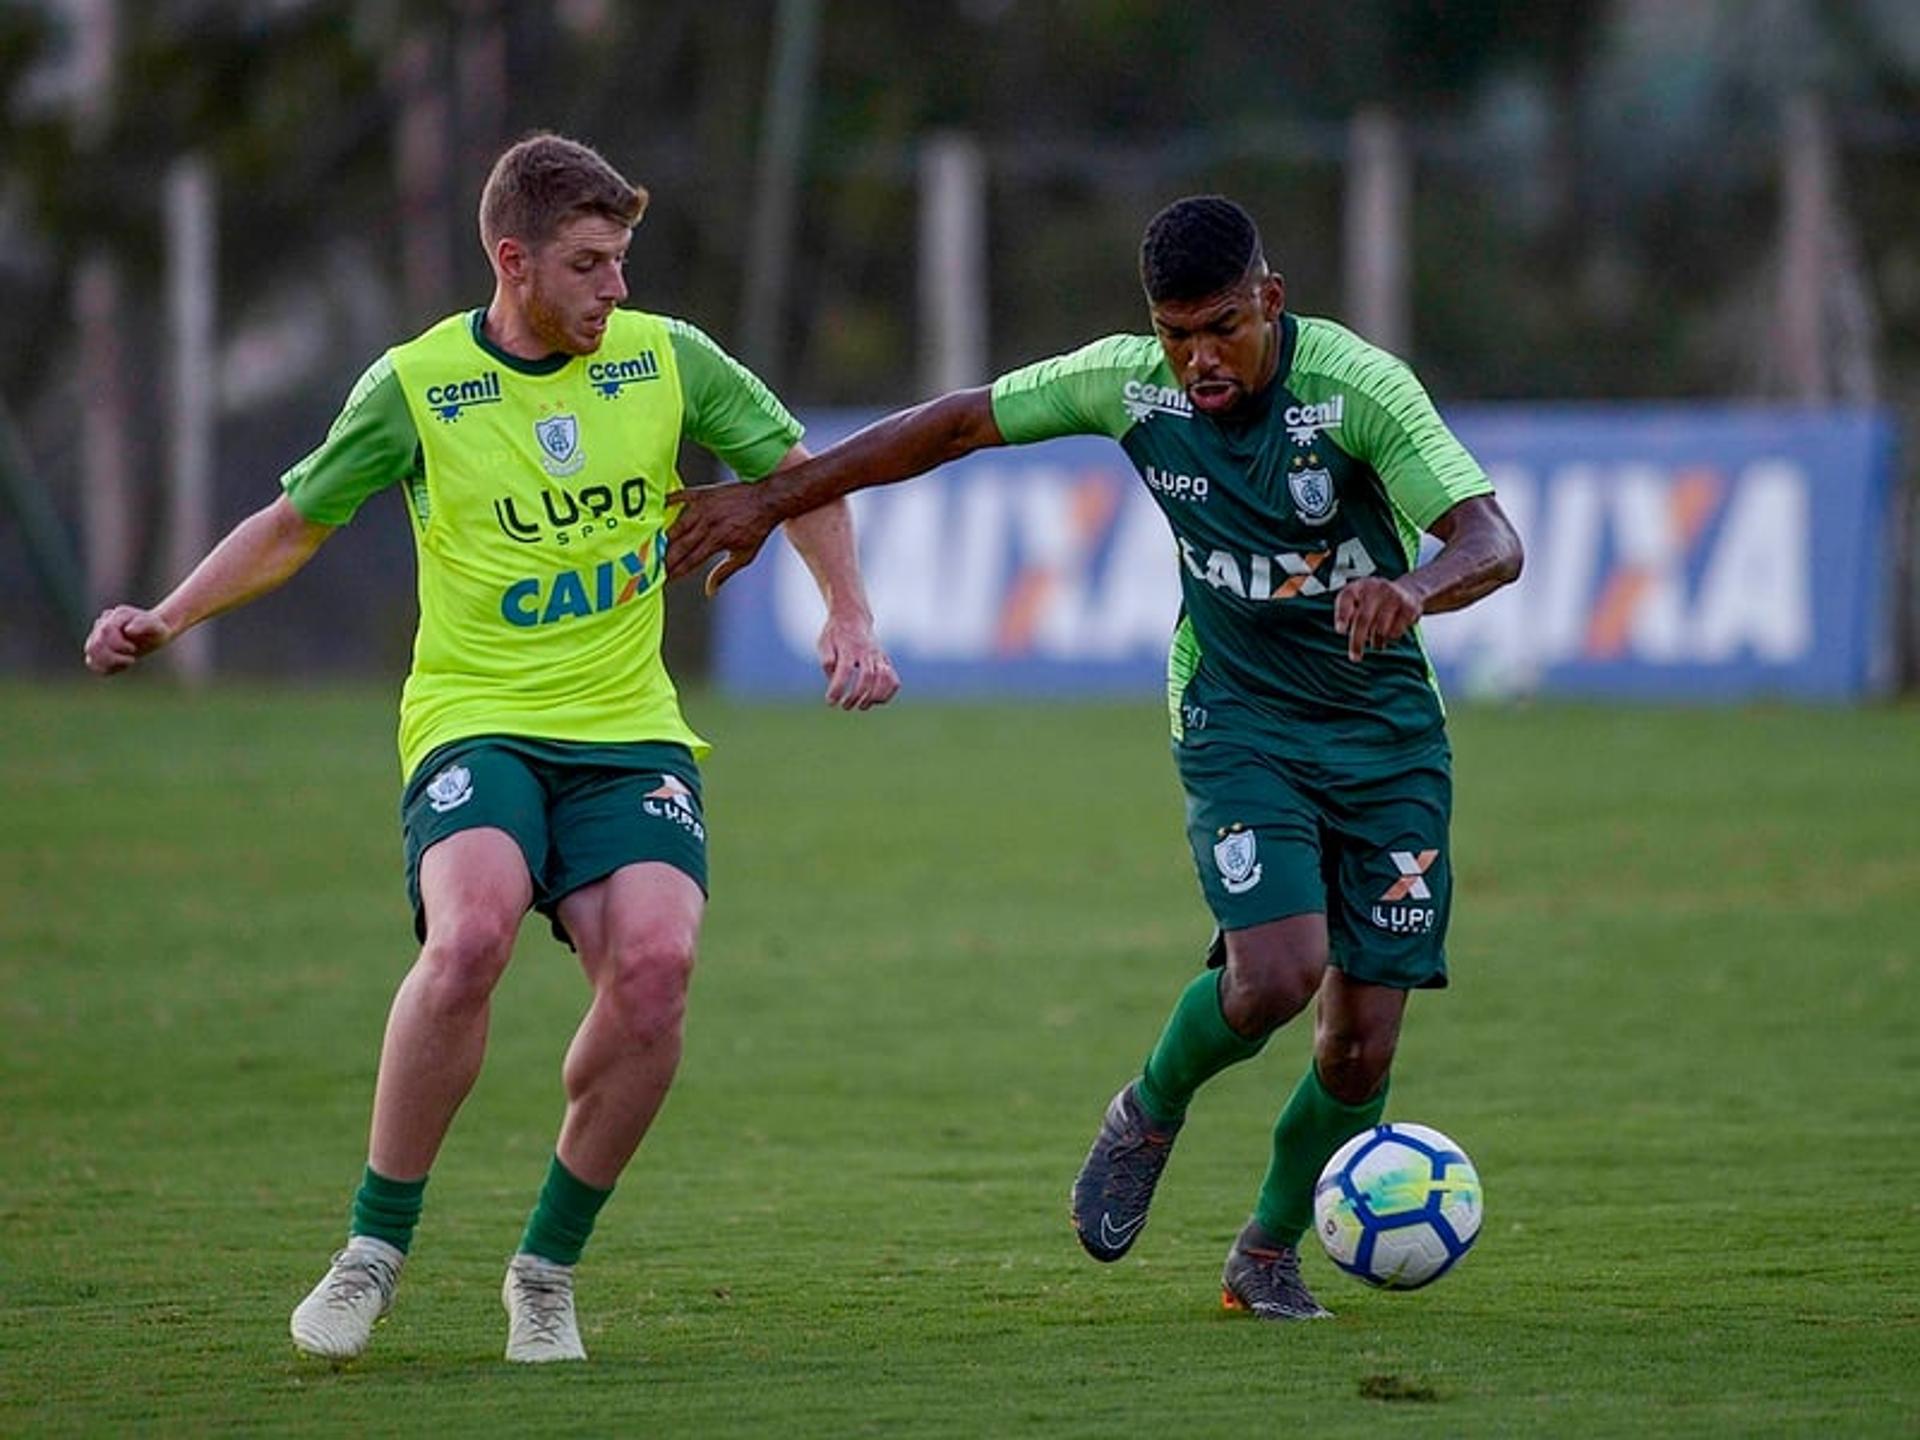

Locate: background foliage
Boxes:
[3,0,1919,667]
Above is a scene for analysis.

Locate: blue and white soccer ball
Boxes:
[1312,1122,1482,1290]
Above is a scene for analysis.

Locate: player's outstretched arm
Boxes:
[83,494,335,675]
[666,387,1004,595]
[1332,495,1523,662]
[763,444,902,712]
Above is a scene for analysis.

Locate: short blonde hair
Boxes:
[478,132,647,251]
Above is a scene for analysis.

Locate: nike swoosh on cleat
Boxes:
[1098,1212,1149,1249]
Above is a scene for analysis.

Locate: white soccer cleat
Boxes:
[289,1236,404,1359]
[502,1253,586,1363]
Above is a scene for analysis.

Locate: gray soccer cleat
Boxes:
[290,1236,404,1359]
[502,1253,586,1363]
[1070,1082,1183,1262]
[1221,1232,1333,1320]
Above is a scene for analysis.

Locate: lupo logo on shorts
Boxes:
[1372,848,1438,934]
[642,775,706,842]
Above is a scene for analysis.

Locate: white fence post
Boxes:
[1344,107,1410,357]
[164,154,216,683]
[918,131,989,395]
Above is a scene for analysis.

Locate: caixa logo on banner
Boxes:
[712,410,1895,701]
[1420,409,1896,699]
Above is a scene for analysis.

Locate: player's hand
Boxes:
[1333,577,1422,662]
[664,481,782,597]
[83,605,173,675]
[817,612,900,711]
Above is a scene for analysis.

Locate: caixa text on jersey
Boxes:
[498,533,667,627]
[1177,536,1378,601]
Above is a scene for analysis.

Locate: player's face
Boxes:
[1149,269,1285,415]
[522,213,632,355]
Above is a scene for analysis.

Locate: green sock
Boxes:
[1252,1063,1388,1247]
[349,1166,427,1254]
[1135,970,1270,1127]
[519,1155,613,1266]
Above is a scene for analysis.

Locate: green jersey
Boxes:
[989,313,1492,753]
[282,308,800,776]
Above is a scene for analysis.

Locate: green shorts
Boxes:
[401,735,707,946]
[1175,732,1454,989]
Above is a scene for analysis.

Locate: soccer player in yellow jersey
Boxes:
[83,133,898,1363]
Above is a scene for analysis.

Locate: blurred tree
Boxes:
[3,0,1918,671]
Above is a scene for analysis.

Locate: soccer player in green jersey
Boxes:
[83,134,898,1362]
[666,195,1522,1320]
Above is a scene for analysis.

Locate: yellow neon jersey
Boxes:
[281,308,801,776]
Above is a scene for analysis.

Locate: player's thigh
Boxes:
[1212,912,1331,1028]
[416,829,537,963]
[1320,748,1453,991]
[543,757,709,952]
[556,861,706,990]
[402,742,549,942]
[1176,737,1325,931]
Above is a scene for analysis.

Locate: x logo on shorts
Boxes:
[1380,849,1439,902]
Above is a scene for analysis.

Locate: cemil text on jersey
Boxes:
[425,371,503,422]
[588,351,661,398]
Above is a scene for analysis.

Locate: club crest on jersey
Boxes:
[1213,823,1262,895]
[534,412,585,477]
[1288,454,1339,525]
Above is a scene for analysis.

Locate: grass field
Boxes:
[1,684,1916,1437]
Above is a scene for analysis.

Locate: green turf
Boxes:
[2,684,1916,1437]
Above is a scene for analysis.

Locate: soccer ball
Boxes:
[1312,1122,1482,1289]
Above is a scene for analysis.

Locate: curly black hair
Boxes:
[1138,195,1265,304]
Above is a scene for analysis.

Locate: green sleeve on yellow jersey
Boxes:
[989,333,1162,444]
[279,354,422,525]
[665,320,803,480]
[1290,317,1491,532]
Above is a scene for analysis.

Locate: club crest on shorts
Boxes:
[1213,823,1262,895]
[1288,454,1338,525]
[426,764,474,814]
[534,411,585,477]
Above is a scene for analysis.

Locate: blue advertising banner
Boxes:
[711,407,1898,701]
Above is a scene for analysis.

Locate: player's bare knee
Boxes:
[600,931,696,1041]
[416,913,517,1009]
[1220,938,1324,1036]
[1314,1030,1393,1104]
[1219,964,1317,1038]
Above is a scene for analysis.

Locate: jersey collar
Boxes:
[468,308,574,376]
